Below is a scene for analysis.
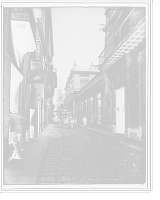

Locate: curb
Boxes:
[75,124,145,152]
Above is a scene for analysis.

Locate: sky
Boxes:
[51,7,106,95]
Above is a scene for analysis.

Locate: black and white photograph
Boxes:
[0,0,153,193]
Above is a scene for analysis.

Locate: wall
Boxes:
[104,40,146,140]
[77,82,105,130]
[128,53,139,129]
[128,39,146,140]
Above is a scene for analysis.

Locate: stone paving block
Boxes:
[42,167,55,172]
[39,176,56,183]
[58,156,69,162]
[61,170,76,175]
[40,171,58,177]
[57,167,69,172]
[43,164,52,168]
[53,164,61,169]
[58,161,68,165]
[42,161,53,165]
[56,175,72,183]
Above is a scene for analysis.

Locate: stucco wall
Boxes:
[104,41,146,140]
[77,83,105,130]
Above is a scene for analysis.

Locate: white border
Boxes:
[0,0,152,192]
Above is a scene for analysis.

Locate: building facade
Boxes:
[3,7,57,161]
[76,71,107,127]
[64,62,99,119]
[75,7,146,141]
[101,7,146,140]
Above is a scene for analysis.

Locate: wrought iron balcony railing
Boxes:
[98,8,145,67]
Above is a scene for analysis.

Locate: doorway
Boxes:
[85,100,88,120]
[38,95,40,133]
[41,99,43,130]
[115,87,125,134]
[30,109,35,138]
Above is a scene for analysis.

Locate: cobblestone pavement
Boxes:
[37,126,146,185]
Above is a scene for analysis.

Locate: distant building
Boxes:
[64,62,99,118]
[77,71,106,130]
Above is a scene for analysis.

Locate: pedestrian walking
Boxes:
[9,112,26,159]
[55,116,58,124]
[83,116,87,127]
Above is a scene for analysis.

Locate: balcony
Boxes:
[31,40,43,71]
[99,8,146,70]
[11,8,36,55]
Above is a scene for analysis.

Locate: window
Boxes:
[97,93,101,124]
[90,97,93,122]
[81,102,84,118]
[78,104,80,120]
[85,99,87,118]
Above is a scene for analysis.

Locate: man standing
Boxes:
[9,112,26,159]
[83,116,87,127]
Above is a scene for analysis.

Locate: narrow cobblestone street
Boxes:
[36,126,146,185]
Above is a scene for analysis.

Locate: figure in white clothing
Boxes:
[9,112,26,159]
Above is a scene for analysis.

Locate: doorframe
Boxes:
[37,99,40,134]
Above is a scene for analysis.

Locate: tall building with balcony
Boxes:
[75,70,107,126]
[64,62,99,118]
[3,7,57,162]
[75,7,146,141]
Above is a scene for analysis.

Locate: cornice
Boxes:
[77,71,105,96]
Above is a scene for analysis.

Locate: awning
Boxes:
[11,20,36,68]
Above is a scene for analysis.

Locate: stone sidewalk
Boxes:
[3,124,54,185]
[76,124,146,152]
